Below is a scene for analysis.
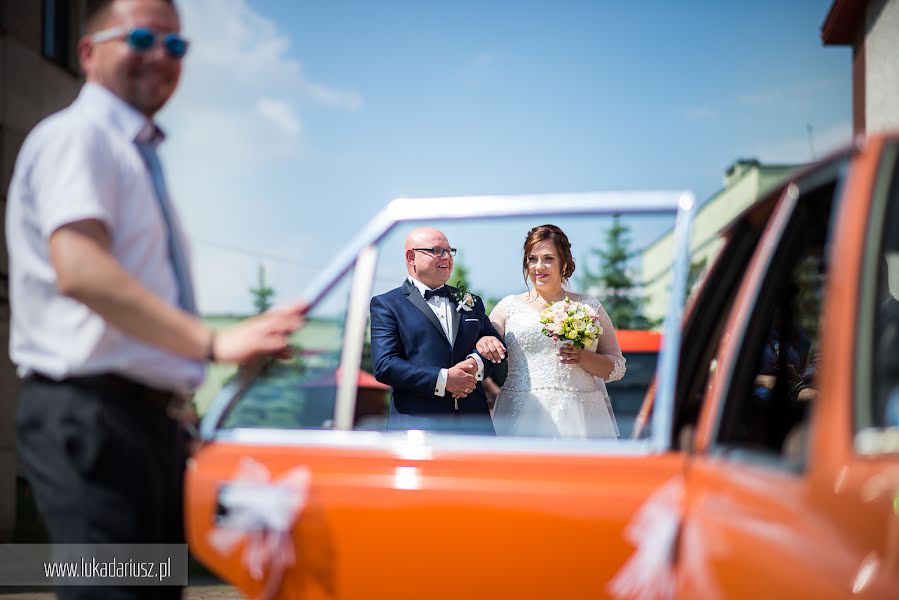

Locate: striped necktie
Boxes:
[135,139,198,314]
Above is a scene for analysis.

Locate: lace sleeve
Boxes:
[585,296,626,382]
[488,296,512,338]
[606,356,627,383]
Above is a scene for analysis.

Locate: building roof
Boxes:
[822,0,866,45]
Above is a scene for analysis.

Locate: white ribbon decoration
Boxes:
[607,476,683,600]
[208,457,311,593]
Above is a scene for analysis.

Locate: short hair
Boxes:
[84,0,177,34]
[522,224,576,283]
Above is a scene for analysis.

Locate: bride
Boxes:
[480,224,625,438]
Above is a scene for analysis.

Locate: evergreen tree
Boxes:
[452,255,499,314]
[249,263,275,314]
[581,214,656,329]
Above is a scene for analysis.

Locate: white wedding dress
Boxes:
[490,294,625,439]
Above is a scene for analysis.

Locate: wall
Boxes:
[865,0,899,133]
[1,0,83,542]
[641,163,798,324]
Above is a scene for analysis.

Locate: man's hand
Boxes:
[475,335,506,363]
[214,303,307,364]
[48,219,308,364]
[446,359,477,398]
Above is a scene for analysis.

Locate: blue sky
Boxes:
[159,0,851,314]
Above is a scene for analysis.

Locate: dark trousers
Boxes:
[16,374,187,600]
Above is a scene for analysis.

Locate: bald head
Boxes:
[404,227,447,252]
[405,227,454,288]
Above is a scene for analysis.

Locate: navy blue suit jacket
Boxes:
[370,280,502,434]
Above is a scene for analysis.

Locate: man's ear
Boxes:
[405,249,415,265]
[78,37,95,76]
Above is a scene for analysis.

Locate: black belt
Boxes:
[26,371,189,411]
[26,372,198,438]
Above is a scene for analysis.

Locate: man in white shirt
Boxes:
[5,1,303,597]
[369,227,506,434]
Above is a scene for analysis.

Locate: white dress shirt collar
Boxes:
[77,82,165,146]
[408,276,445,297]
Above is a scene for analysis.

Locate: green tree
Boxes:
[452,254,500,314]
[249,263,275,314]
[581,214,656,330]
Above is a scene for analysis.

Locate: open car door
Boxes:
[185,192,696,599]
[674,136,899,598]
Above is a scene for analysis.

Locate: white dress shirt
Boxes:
[6,83,204,393]
[407,278,484,400]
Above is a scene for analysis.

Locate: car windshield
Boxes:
[203,192,693,450]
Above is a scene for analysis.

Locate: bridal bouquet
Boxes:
[539,297,603,349]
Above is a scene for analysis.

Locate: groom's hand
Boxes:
[447,360,478,398]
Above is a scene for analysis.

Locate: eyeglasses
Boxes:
[413,247,457,258]
[91,26,190,59]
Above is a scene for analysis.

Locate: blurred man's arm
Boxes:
[50,219,303,363]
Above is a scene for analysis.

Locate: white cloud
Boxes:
[256,97,302,134]
[304,82,364,112]
[175,0,362,109]
[751,121,852,164]
[156,0,363,313]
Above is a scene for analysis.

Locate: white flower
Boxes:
[455,292,475,312]
[539,299,605,349]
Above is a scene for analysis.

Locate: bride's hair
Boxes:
[522,224,576,285]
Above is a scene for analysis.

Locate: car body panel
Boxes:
[681,135,899,597]
[187,437,685,599]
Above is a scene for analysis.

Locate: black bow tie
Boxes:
[423,286,449,301]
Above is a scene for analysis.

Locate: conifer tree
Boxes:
[249,263,275,314]
[581,214,655,329]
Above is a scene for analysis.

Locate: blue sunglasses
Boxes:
[91,26,189,59]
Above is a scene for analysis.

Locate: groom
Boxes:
[370,227,503,434]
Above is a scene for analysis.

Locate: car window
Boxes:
[203,194,691,453]
[714,167,845,471]
[214,265,357,430]
[607,350,658,438]
[858,142,899,451]
[670,212,771,448]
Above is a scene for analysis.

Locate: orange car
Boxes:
[608,329,662,438]
[187,132,899,599]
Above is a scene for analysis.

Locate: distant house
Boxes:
[822,0,899,135]
[641,159,800,324]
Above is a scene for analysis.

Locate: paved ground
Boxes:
[0,584,243,599]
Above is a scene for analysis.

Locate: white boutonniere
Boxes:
[451,282,476,312]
